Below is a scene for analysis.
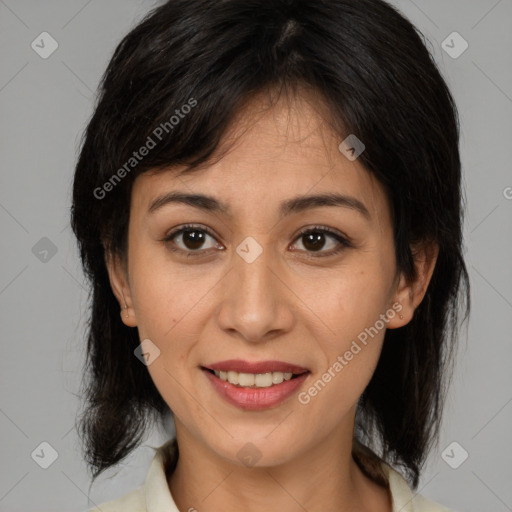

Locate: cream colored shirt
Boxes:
[88,439,454,512]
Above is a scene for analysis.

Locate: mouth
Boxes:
[200,363,311,410]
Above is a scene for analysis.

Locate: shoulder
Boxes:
[384,464,456,512]
[352,441,456,512]
[87,485,145,512]
[85,439,179,512]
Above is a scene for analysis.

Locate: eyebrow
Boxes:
[148,191,371,221]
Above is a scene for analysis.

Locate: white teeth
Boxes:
[238,372,255,387]
[227,370,238,385]
[212,370,296,387]
[254,373,272,387]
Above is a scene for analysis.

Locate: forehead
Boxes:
[131,90,390,226]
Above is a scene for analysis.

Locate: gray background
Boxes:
[0,1,511,511]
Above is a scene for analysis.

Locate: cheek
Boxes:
[131,262,200,417]
[127,245,216,394]
[298,266,391,411]
[299,320,385,428]
[313,263,392,340]
[129,243,205,337]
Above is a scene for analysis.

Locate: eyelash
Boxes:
[161,224,352,259]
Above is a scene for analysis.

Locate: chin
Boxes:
[205,432,300,469]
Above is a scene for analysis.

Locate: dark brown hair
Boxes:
[71,0,470,489]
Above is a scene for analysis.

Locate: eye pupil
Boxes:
[303,232,325,251]
[183,229,205,250]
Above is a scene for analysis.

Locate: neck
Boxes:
[167,420,391,512]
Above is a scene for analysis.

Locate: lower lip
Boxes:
[202,368,309,411]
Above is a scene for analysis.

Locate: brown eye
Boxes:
[178,228,208,250]
[163,224,223,257]
[301,231,328,252]
[291,227,351,257]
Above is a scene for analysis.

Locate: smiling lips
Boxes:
[201,359,310,410]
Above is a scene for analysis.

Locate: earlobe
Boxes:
[104,251,138,328]
[387,241,439,329]
[386,274,413,329]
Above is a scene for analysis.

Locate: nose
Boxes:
[215,239,294,343]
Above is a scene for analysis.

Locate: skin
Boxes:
[107,89,438,512]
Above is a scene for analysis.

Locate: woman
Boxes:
[71,0,470,510]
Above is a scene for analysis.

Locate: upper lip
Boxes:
[203,359,309,375]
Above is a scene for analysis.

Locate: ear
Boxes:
[386,240,439,329]
[105,251,138,328]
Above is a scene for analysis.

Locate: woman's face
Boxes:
[111,92,407,466]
